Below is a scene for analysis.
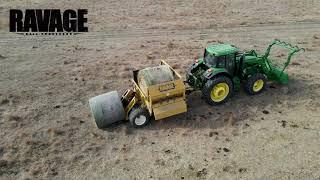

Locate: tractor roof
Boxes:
[206,44,239,56]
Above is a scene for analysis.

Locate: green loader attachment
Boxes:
[262,39,305,84]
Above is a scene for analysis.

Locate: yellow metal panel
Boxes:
[148,79,186,102]
[148,79,185,94]
[152,97,185,108]
[131,79,153,115]
[124,96,136,119]
[153,100,187,120]
[131,61,188,120]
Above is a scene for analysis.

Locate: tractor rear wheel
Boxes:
[202,76,233,105]
[245,73,267,95]
[129,106,151,128]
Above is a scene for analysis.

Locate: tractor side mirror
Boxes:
[239,54,245,72]
[241,54,245,60]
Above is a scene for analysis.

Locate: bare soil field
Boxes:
[0,0,320,179]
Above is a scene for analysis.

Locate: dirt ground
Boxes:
[0,0,320,179]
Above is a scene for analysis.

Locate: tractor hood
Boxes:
[190,58,226,80]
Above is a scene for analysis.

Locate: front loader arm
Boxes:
[282,45,305,72]
[264,39,305,72]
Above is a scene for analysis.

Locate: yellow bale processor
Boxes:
[89,61,187,128]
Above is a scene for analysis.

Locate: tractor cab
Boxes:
[205,44,239,58]
[187,44,240,91]
[203,44,239,75]
[204,44,239,66]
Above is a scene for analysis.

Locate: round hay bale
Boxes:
[137,65,174,94]
[89,91,125,128]
[138,65,174,86]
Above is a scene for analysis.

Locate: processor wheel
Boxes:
[129,106,151,128]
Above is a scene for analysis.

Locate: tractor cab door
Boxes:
[225,53,236,76]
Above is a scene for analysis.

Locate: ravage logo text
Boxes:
[10,9,88,35]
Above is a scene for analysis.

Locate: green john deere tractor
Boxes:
[186,39,304,105]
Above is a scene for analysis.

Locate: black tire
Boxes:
[245,73,267,95]
[202,76,233,105]
[129,106,151,128]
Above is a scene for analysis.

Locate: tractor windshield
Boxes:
[204,51,218,66]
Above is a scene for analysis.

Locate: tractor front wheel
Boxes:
[245,73,267,95]
[129,106,151,128]
[202,76,233,105]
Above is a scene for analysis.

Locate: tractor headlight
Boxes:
[204,69,213,78]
